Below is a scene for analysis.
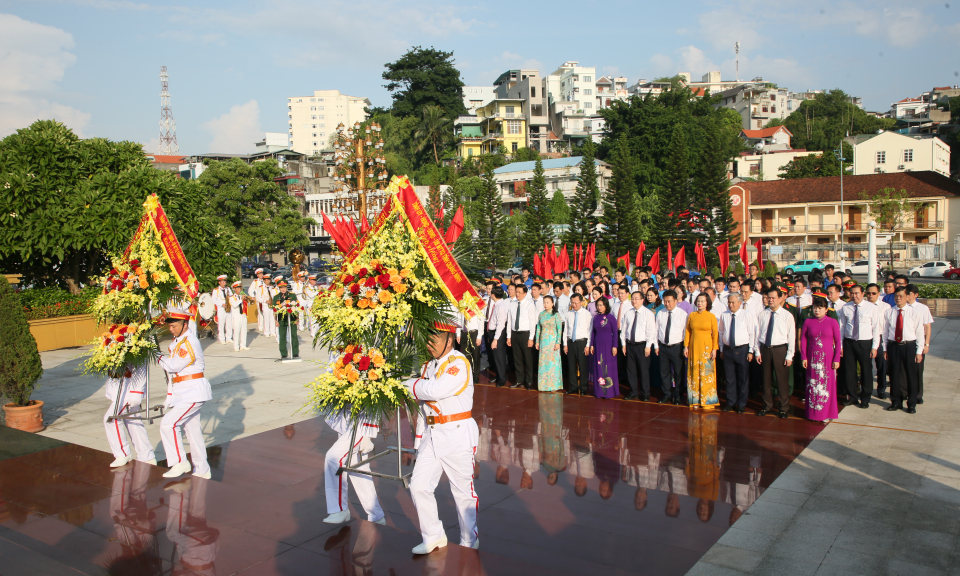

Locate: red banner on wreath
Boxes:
[124,194,200,299]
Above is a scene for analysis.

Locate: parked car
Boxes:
[462,265,494,279]
[943,267,960,280]
[846,260,882,276]
[782,260,825,275]
[909,261,953,278]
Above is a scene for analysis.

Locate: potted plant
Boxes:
[0,275,45,432]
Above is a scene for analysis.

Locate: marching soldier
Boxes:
[403,323,480,554]
[103,363,156,467]
[159,303,212,479]
[272,281,301,360]
[211,275,233,345]
[248,268,265,333]
[301,274,320,339]
[228,280,251,351]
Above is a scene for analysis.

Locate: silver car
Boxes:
[908,261,953,278]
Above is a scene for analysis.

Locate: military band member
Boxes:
[292,271,307,332]
[301,274,321,339]
[272,281,301,360]
[103,363,156,467]
[228,281,250,351]
[211,274,233,345]
[403,323,480,554]
[258,274,277,340]
[248,268,265,333]
[159,304,212,479]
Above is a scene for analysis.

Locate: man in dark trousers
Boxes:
[620,291,656,401]
[837,284,881,408]
[655,290,688,405]
[718,292,756,413]
[487,286,508,387]
[755,286,795,418]
[506,284,538,389]
[564,294,592,395]
[883,287,925,414]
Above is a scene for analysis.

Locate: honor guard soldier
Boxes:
[211,275,233,345]
[272,281,301,360]
[403,322,480,554]
[301,274,320,339]
[103,363,156,467]
[159,303,213,479]
[248,268,265,333]
[228,280,250,351]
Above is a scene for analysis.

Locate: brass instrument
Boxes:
[223,288,232,313]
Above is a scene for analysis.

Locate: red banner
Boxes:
[126,194,199,299]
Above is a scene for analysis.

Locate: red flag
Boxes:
[360,212,371,235]
[667,240,674,271]
[561,244,569,273]
[433,201,444,221]
[674,246,686,270]
[586,245,596,270]
[534,253,541,277]
[753,239,764,271]
[717,241,730,277]
[321,212,350,254]
[635,242,645,268]
[574,244,581,271]
[648,248,660,275]
[739,241,749,270]
[695,240,706,271]
[443,205,464,243]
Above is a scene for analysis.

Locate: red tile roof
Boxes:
[743,171,960,205]
[933,86,952,91]
[896,97,923,103]
[149,154,187,164]
[741,126,793,139]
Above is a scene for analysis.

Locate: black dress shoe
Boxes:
[842,398,856,406]
[756,409,768,417]
[672,397,681,405]
[735,407,746,414]
[917,399,924,404]
[778,410,788,419]
[659,396,672,404]
[905,407,917,414]
[624,394,640,400]
[876,392,888,400]
[509,382,522,389]
[720,405,734,412]
[641,395,650,402]
[566,388,579,395]
[884,404,901,411]
[857,401,869,409]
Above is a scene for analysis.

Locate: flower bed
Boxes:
[917,284,960,299]
[18,286,98,320]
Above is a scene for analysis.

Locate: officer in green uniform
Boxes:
[272,281,301,360]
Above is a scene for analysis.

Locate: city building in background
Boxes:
[286,90,370,156]
[846,131,951,177]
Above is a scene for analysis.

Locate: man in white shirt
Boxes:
[837,284,881,408]
[740,282,763,321]
[620,291,656,401]
[786,278,813,309]
[865,283,891,399]
[506,284,538,389]
[553,283,570,317]
[826,284,845,313]
[705,287,727,319]
[655,290,688,405]
[487,286,509,387]
[718,292,756,413]
[529,283,545,314]
[564,293,592,395]
[906,284,933,404]
[248,268,265,333]
[882,287,925,413]
[456,305,485,385]
[755,286,795,418]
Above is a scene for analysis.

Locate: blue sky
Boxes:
[1,0,957,154]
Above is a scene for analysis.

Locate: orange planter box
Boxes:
[28,314,99,352]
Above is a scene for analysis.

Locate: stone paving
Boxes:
[24,323,326,463]
[690,317,960,576]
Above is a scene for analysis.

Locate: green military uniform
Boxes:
[272,291,300,358]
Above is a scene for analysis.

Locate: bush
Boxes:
[917,284,960,299]
[0,276,43,406]
[18,286,98,320]
[762,261,779,278]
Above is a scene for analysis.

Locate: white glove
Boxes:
[123,392,143,408]
[163,397,173,410]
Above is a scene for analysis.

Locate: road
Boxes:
[849,274,960,285]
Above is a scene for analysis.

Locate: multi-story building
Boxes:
[595,76,628,109]
[492,156,612,214]
[462,85,496,114]
[679,71,746,95]
[492,69,549,152]
[626,79,673,99]
[891,97,929,120]
[846,131,951,177]
[715,83,800,130]
[544,61,600,150]
[454,99,528,157]
[286,90,370,156]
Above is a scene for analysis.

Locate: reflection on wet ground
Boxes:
[0,383,828,575]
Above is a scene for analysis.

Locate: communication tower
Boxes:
[158,66,179,155]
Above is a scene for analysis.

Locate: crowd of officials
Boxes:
[452,264,933,422]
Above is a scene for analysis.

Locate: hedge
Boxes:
[18,286,99,320]
[917,284,960,300]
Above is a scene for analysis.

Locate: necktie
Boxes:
[514,302,521,331]
[730,312,737,348]
[618,302,626,327]
[572,310,579,343]
[895,308,903,343]
[632,309,640,343]
[765,310,775,347]
[829,301,835,309]
[664,311,672,345]
[852,305,860,340]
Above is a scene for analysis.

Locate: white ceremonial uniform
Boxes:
[301,283,320,338]
[290,279,306,331]
[159,330,212,476]
[165,476,219,575]
[103,364,155,463]
[211,285,233,344]
[259,284,277,338]
[227,291,249,350]
[248,277,264,332]
[324,411,385,522]
[404,348,479,548]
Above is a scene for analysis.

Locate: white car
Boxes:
[909,261,953,278]
[846,260,882,276]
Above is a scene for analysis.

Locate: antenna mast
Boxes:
[735,42,740,82]
[158,66,179,155]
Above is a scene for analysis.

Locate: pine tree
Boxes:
[658,125,694,251]
[599,135,642,259]
[519,158,553,266]
[696,125,740,266]
[0,276,43,406]
[476,170,511,269]
[563,138,600,247]
[548,189,570,224]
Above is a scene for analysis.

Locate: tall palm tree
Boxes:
[414,105,452,165]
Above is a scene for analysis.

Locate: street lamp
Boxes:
[833,146,846,269]
[332,121,388,219]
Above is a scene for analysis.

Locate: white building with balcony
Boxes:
[492,156,612,212]
[846,131,951,178]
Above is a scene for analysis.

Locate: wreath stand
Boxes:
[105,360,168,425]
[337,406,418,488]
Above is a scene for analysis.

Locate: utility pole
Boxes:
[834,145,846,269]
[735,42,740,82]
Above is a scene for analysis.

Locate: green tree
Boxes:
[599,136,642,258]
[769,89,895,152]
[512,147,541,162]
[658,125,694,249]
[548,189,570,225]
[382,46,467,118]
[0,275,43,406]
[194,158,312,260]
[779,153,840,179]
[414,104,453,165]
[861,187,917,270]
[696,125,740,260]
[519,158,553,264]
[475,170,511,269]
[0,120,239,293]
[563,138,600,247]
[427,169,444,226]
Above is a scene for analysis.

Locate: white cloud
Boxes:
[140,137,161,155]
[0,13,90,137]
[202,100,262,154]
[678,45,717,76]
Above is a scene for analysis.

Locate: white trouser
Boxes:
[159,401,210,475]
[324,433,384,521]
[263,307,277,338]
[216,306,232,343]
[410,440,478,546]
[297,308,305,332]
[104,399,155,462]
[230,310,247,349]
